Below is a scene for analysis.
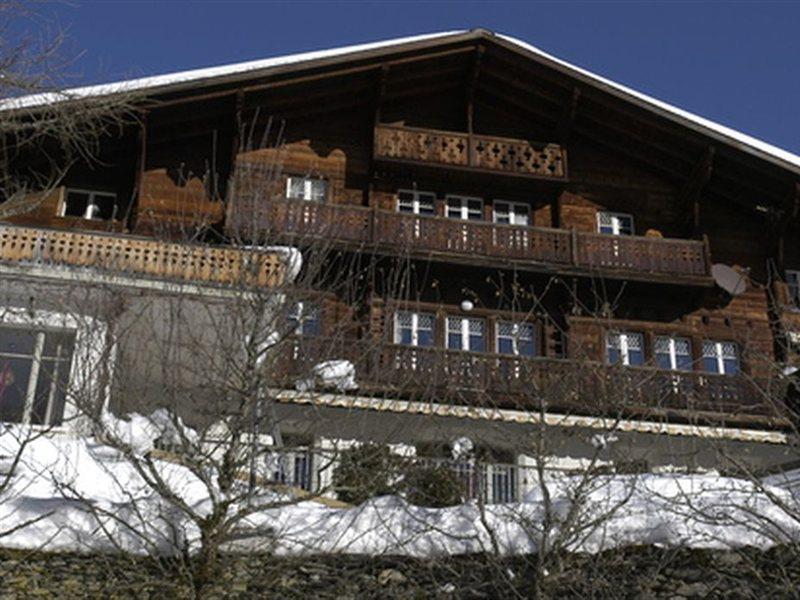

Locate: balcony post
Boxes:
[570,228,579,265]
[702,234,712,275]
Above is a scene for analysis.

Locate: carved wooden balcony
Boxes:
[0,223,285,288]
[260,198,712,283]
[374,124,568,180]
[281,338,786,426]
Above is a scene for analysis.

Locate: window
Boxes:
[445,196,482,221]
[288,302,321,337]
[496,321,536,356]
[446,316,486,352]
[62,189,117,221]
[397,189,435,215]
[286,177,327,202]
[787,270,800,308]
[0,326,74,426]
[394,311,435,347]
[655,336,693,371]
[597,211,634,236]
[702,341,740,375]
[493,201,530,226]
[606,331,644,366]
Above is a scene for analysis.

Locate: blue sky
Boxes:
[38,1,800,155]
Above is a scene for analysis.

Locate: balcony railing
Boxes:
[282,338,784,424]
[0,223,285,288]
[374,124,568,179]
[259,198,711,280]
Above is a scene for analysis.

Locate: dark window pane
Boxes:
[518,339,535,357]
[42,331,75,359]
[92,194,117,220]
[607,348,621,365]
[703,357,720,374]
[655,353,672,370]
[448,333,463,350]
[628,349,644,366]
[399,329,412,345]
[0,328,37,356]
[469,334,485,352]
[30,358,70,426]
[723,358,739,375]
[0,358,32,423]
[497,338,514,354]
[676,354,693,371]
[417,330,433,347]
[64,191,89,217]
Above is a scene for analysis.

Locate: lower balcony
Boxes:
[0,223,285,288]
[281,338,786,427]
[260,198,712,284]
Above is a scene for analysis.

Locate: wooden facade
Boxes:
[3,30,799,430]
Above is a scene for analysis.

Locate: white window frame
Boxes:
[597,211,635,236]
[445,195,483,221]
[654,336,693,371]
[393,311,435,347]
[495,321,536,356]
[288,301,321,336]
[606,331,644,366]
[61,188,118,221]
[446,316,486,353]
[0,308,108,430]
[286,176,327,202]
[702,340,739,375]
[397,189,436,215]
[493,200,530,226]
[787,270,800,308]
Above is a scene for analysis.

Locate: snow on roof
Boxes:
[6,29,800,174]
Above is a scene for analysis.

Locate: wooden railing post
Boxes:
[702,234,712,275]
[571,228,579,265]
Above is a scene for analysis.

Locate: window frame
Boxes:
[288,301,322,337]
[606,331,645,366]
[596,211,635,236]
[446,315,486,353]
[445,195,483,221]
[493,200,530,226]
[61,188,119,221]
[495,320,536,357]
[654,335,693,371]
[0,326,75,426]
[0,307,107,430]
[393,310,435,347]
[702,340,740,375]
[397,189,436,216]
[285,176,328,202]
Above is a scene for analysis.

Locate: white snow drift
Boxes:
[0,423,799,557]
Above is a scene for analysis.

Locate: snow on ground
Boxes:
[0,424,799,557]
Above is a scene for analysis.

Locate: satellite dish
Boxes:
[712,264,748,296]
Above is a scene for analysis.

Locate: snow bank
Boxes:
[295,360,358,392]
[0,427,799,557]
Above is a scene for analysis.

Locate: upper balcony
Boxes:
[261,198,712,285]
[374,124,568,181]
[0,223,285,289]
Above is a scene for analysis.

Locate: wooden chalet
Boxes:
[2,30,799,488]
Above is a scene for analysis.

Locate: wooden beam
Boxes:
[557,86,581,143]
[465,45,484,135]
[153,46,475,109]
[680,146,715,236]
[374,65,390,126]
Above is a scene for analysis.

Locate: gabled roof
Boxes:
[7,29,800,176]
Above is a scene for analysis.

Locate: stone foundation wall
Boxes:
[0,546,798,599]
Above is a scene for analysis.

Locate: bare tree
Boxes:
[0,1,138,220]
